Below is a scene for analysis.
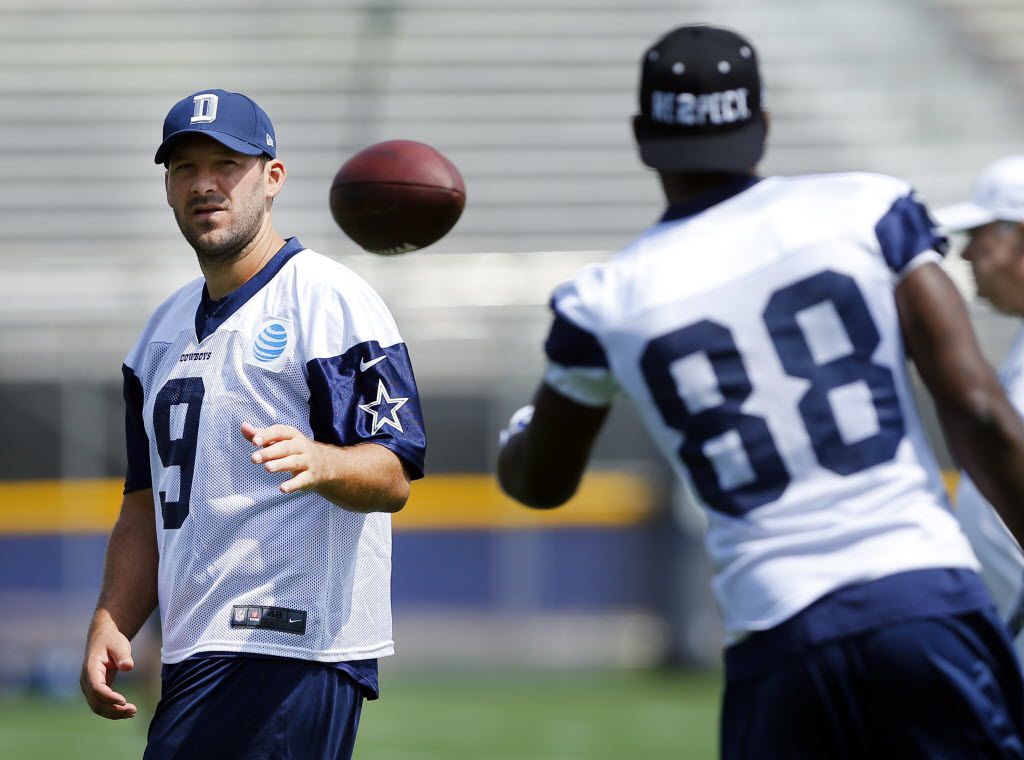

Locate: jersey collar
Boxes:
[659,175,762,224]
[195,236,304,343]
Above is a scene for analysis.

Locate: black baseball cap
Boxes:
[634,25,766,173]
[155,89,277,165]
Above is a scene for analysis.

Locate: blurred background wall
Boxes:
[2,0,1024,699]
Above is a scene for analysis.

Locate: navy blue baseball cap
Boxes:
[634,25,766,172]
[155,89,277,165]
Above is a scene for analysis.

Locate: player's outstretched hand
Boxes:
[80,617,137,720]
[242,422,332,494]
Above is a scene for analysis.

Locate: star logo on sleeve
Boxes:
[358,380,409,435]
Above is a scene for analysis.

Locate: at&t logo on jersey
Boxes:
[245,317,293,371]
[254,322,287,361]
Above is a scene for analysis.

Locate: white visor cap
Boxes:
[935,156,1024,232]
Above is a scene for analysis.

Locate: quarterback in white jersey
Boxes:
[122,239,421,664]
[81,90,424,760]
[499,26,1024,759]
[937,156,1024,660]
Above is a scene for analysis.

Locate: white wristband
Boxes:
[498,404,535,449]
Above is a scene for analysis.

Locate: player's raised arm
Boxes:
[897,261,1024,542]
[497,384,610,509]
[498,265,616,508]
[80,487,158,720]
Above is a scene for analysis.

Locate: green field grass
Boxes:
[0,668,722,759]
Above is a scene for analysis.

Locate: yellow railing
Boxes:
[0,472,655,535]
[0,470,965,536]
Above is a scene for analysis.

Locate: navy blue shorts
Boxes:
[144,656,364,760]
[722,609,1024,759]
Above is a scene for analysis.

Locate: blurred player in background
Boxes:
[498,25,1024,758]
[936,156,1024,660]
[79,89,426,759]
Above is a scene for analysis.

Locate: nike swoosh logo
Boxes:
[360,356,386,372]
[288,617,302,624]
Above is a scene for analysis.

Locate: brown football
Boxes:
[329,140,466,255]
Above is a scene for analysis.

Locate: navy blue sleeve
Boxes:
[544,308,610,369]
[874,192,948,273]
[122,364,152,493]
[306,341,426,480]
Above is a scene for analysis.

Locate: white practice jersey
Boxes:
[956,327,1024,654]
[122,238,425,664]
[544,174,979,643]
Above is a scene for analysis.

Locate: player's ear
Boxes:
[1012,221,1024,257]
[265,158,286,200]
[164,169,172,207]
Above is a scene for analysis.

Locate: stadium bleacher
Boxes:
[3,0,1024,688]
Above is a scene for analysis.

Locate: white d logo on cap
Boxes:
[190,93,219,124]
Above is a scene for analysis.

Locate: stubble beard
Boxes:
[175,181,267,267]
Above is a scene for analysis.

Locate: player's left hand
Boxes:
[242,423,333,494]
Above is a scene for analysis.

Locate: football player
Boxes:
[498,26,1024,758]
[79,89,426,759]
[937,156,1024,661]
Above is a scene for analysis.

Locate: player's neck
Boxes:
[659,171,756,205]
[200,221,287,301]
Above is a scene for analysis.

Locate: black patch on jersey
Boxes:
[230,605,307,635]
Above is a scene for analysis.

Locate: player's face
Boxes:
[165,135,277,265]
[962,221,1024,315]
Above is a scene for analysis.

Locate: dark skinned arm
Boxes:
[497,383,610,509]
[897,261,1024,543]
